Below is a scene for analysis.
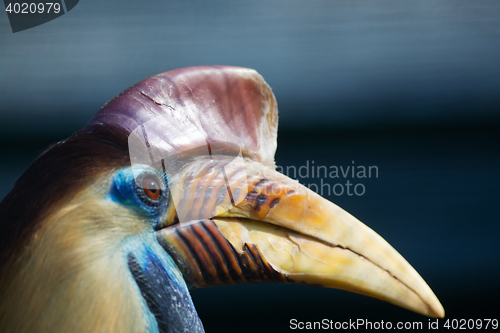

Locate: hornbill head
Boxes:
[0,66,444,332]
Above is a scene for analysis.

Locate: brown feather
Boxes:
[0,126,130,266]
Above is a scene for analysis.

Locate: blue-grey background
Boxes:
[1,1,499,332]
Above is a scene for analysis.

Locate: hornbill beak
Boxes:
[155,155,444,318]
[90,65,443,319]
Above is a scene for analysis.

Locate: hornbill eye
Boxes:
[142,178,161,201]
[135,172,166,207]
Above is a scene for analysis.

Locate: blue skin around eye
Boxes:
[108,166,168,220]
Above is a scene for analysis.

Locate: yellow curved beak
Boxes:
[156,157,444,318]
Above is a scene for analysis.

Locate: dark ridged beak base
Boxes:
[156,220,289,288]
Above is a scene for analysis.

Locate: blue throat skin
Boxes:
[123,236,204,333]
[109,167,204,333]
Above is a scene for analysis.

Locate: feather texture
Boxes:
[0,179,149,332]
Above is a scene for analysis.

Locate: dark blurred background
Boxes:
[1,1,499,332]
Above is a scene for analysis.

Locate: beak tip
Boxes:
[433,303,445,319]
[425,296,445,318]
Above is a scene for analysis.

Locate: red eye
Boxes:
[142,177,161,201]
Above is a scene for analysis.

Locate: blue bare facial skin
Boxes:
[108,165,204,332]
[108,166,170,225]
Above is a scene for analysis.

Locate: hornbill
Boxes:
[0,66,444,332]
